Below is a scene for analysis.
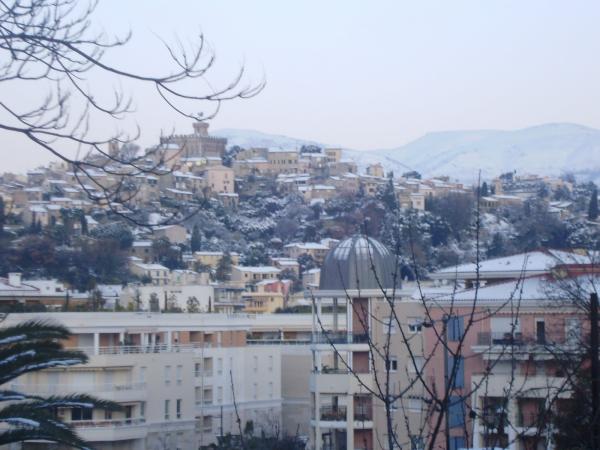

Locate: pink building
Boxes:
[423,251,598,450]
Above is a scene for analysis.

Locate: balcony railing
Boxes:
[70,418,146,428]
[246,339,311,345]
[354,407,373,421]
[320,405,347,421]
[72,342,211,356]
[312,332,369,345]
[11,382,146,395]
[317,367,350,375]
[517,411,544,428]
[476,332,573,347]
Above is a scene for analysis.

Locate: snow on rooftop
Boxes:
[233,266,281,273]
[284,242,329,250]
[433,250,592,279]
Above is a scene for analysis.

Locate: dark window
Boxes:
[386,358,398,372]
[447,316,464,341]
[536,320,546,344]
[71,407,92,421]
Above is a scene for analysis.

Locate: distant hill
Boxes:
[214,128,324,151]
[215,123,600,183]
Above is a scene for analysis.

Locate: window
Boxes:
[164,366,171,386]
[447,355,464,389]
[253,356,258,372]
[410,436,425,450]
[217,358,223,375]
[408,319,423,333]
[448,396,465,428]
[268,356,273,372]
[384,316,397,335]
[71,407,92,421]
[408,397,422,412]
[104,410,113,420]
[140,402,146,418]
[217,386,223,404]
[195,363,201,377]
[386,357,398,372]
[447,316,464,341]
[164,399,170,420]
[176,399,182,419]
[140,366,147,383]
[536,319,546,344]
[408,356,424,374]
[253,383,258,399]
[176,365,182,385]
[566,318,581,344]
[268,382,274,399]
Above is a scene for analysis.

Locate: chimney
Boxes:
[8,273,21,288]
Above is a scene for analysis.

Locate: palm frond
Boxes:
[0,321,72,346]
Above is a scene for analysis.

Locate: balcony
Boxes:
[473,332,581,358]
[354,408,372,422]
[11,382,147,402]
[73,342,211,356]
[71,418,147,441]
[313,332,369,345]
[311,371,373,394]
[320,405,347,422]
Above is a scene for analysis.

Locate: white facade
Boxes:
[3,313,320,450]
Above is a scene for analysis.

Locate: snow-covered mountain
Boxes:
[375,123,600,184]
[214,128,324,150]
[215,123,600,183]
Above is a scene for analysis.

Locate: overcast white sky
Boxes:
[4,0,600,172]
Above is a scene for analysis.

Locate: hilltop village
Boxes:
[0,122,599,450]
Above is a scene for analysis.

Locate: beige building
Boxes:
[365,163,384,178]
[267,150,300,174]
[194,251,241,269]
[310,235,426,450]
[159,121,227,160]
[230,266,281,288]
[284,242,330,263]
[129,261,170,286]
[153,224,187,244]
[202,164,235,194]
[242,279,291,314]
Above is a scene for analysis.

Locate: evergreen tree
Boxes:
[79,213,88,235]
[187,296,200,313]
[487,233,506,258]
[0,196,4,235]
[589,187,598,220]
[381,174,398,211]
[149,293,160,312]
[216,251,233,281]
[480,182,489,197]
[191,224,202,252]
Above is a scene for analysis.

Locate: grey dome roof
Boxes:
[319,235,400,291]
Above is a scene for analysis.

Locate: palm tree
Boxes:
[0,320,119,448]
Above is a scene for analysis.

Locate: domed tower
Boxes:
[310,235,402,450]
[319,235,400,292]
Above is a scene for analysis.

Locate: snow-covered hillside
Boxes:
[375,123,600,183]
[215,123,600,183]
[214,128,324,150]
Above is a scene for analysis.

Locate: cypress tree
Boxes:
[191,224,202,252]
[589,187,599,220]
[0,196,4,235]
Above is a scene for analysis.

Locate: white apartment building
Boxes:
[4,313,321,450]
